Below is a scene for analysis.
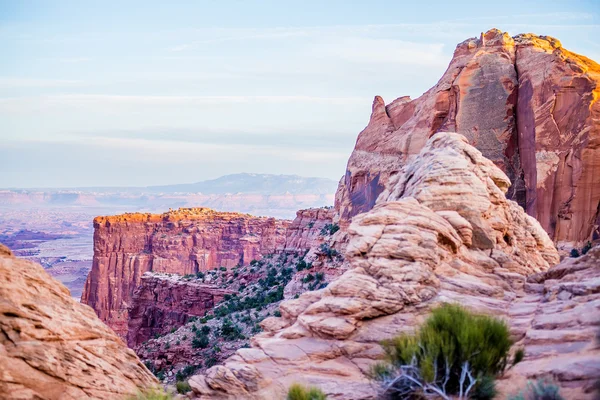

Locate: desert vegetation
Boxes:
[287,383,328,400]
[138,250,334,384]
[507,379,564,400]
[372,304,512,400]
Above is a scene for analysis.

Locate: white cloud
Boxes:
[314,37,447,67]
[0,94,369,113]
[0,78,83,88]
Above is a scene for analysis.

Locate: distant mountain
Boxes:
[146,173,338,195]
[0,173,338,219]
[2,173,338,196]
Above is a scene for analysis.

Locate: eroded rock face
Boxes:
[81,208,289,337]
[127,273,233,347]
[335,29,600,247]
[514,34,600,245]
[281,207,335,255]
[186,133,566,399]
[498,245,600,399]
[0,246,157,399]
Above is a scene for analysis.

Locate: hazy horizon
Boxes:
[0,172,339,190]
[2,0,599,188]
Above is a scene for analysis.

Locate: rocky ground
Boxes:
[134,248,345,387]
[185,132,599,400]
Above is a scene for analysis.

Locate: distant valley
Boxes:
[0,173,337,299]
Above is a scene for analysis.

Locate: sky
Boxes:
[1,0,599,188]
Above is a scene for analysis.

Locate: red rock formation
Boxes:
[514,34,600,244]
[281,207,334,254]
[81,208,289,337]
[0,244,158,399]
[187,132,565,399]
[335,29,600,247]
[127,273,233,347]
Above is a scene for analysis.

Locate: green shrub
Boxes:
[143,360,154,373]
[319,243,338,259]
[582,241,592,255]
[508,379,564,400]
[373,303,511,399]
[175,380,192,394]
[201,325,211,335]
[192,335,209,349]
[470,375,497,400]
[319,223,340,236]
[287,383,327,400]
[296,259,308,271]
[570,248,580,258]
[513,348,525,365]
[205,355,219,368]
[176,364,201,381]
[127,388,172,400]
[220,318,244,340]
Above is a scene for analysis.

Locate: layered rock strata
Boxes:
[187,132,569,399]
[280,207,335,255]
[0,244,157,399]
[81,208,289,337]
[498,245,600,399]
[335,29,600,247]
[127,273,233,347]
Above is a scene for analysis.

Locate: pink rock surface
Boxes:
[0,244,157,399]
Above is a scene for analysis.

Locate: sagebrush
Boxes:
[372,303,511,399]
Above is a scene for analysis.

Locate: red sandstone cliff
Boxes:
[281,207,335,254]
[127,273,233,347]
[335,29,600,247]
[81,208,289,337]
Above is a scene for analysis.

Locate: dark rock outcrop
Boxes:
[127,273,233,347]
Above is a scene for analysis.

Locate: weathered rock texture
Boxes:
[0,244,158,399]
[335,29,600,247]
[127,273,233,347]
[281,207,335,255]
[186,132,581,399]
[81,208,289,337]
[498,244,600,399]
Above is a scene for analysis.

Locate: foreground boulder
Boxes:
[0,244,157,399]
[335,29,600,248]
[186,132,569,399]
